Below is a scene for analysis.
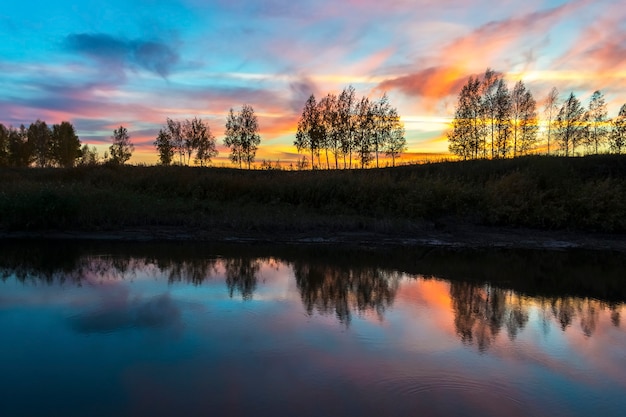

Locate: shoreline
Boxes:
[2,224,625,252]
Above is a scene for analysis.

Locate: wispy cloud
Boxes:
[65,33,180,77]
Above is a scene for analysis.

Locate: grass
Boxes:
[1,154,625,234]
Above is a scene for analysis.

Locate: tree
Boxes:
[109,125,134,165]
[27,119,51,167]
[510,81,537,156]
[166,118,184,164]
[555,93,586,156]
[78,144,100,166]
[51,121,81,168]
[543,87,559,155]
[448,76,483,160]
[224,104,261,169]
[517,85,538,156]
[8,125,30,167]
[154,128,174,165]
[193,119,218,166]
[354,96,375,168]
[610,104,626,154]
[182,117,217,166]
[383,109,406,167]
[370,94,390,168]
[587,90,608,154]
[493,79,512,158]
[481,68,499,158]
[318,93,339,169]
[295,95,323,169]
[338,86,356,168]
[0,124,8,167]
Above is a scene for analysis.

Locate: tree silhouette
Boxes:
[493,78,512,158]
[109,125,134,165]
[543,87,559,155]
[224,104,261,169]
[511,81,537,157]
[27,119,51,167]
[51,121,81,168]
[0,124,8,167]
[481,68,500,159]
[166,118,184,165]
[8,125,29,167]
[610,104,626,154]
[355,96,375,168]
[78,144,100,166]
[184,117,218,166]
[338,86,356,168]
[154,128,175,165]
[587,90,608,154]
[318,93,339,169]
[555,93,586,156]
[295,94,323,169]
[448,76,483,160]
[384,112,406,167]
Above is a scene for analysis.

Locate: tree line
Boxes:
[295,86,407,169]
[153,104,260,169]
[0,119,137,167]
[448,68,626,159]
[0,120,82,168]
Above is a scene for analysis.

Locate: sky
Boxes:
[1,0,625,165]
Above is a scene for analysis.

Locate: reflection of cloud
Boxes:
[69,293,181,334]
[65,33,180,77]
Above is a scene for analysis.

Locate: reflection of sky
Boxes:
[2,1,626,163]
[1,258,625,417]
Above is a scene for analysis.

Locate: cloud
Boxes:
[65,33,180,77]
[377,1,587,101]
[379,66,469,99]
[288,76,319,112]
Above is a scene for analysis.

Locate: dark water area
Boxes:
[1,240,625,417]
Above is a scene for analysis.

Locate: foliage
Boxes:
[511,80,538,156]
[109,126,134,165]
[448,76,483,160]
[555,93,586,156]
[587,90,608,154]
[295,86,406,169]
[295,95,323,169]
[543,87,559,155]
[154,129,175,165]
[610,104,626,154]
[224,105,261,169]
[51,121,81,168]
[27,119,51,167]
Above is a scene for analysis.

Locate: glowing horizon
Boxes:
[2,0,625,165]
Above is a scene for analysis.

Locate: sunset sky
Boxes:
[1,0,625,165]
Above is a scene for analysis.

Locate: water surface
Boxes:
[1,241,625,417]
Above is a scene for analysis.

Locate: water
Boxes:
[0,241,625,417]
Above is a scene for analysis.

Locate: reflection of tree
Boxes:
[450,282,528,352]
[293,262,399,325]
[224,258,260,300]
[451,282,620,351]
[158,258,218,285]
[544,297,601,337]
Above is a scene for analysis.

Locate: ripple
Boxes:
[374,371,522,404]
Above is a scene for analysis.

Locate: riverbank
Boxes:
[2,223,626,252]
[1,155,625,250]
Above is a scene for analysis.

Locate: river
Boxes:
[0,240,625,417]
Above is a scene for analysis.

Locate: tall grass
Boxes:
[1,155,625,233]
